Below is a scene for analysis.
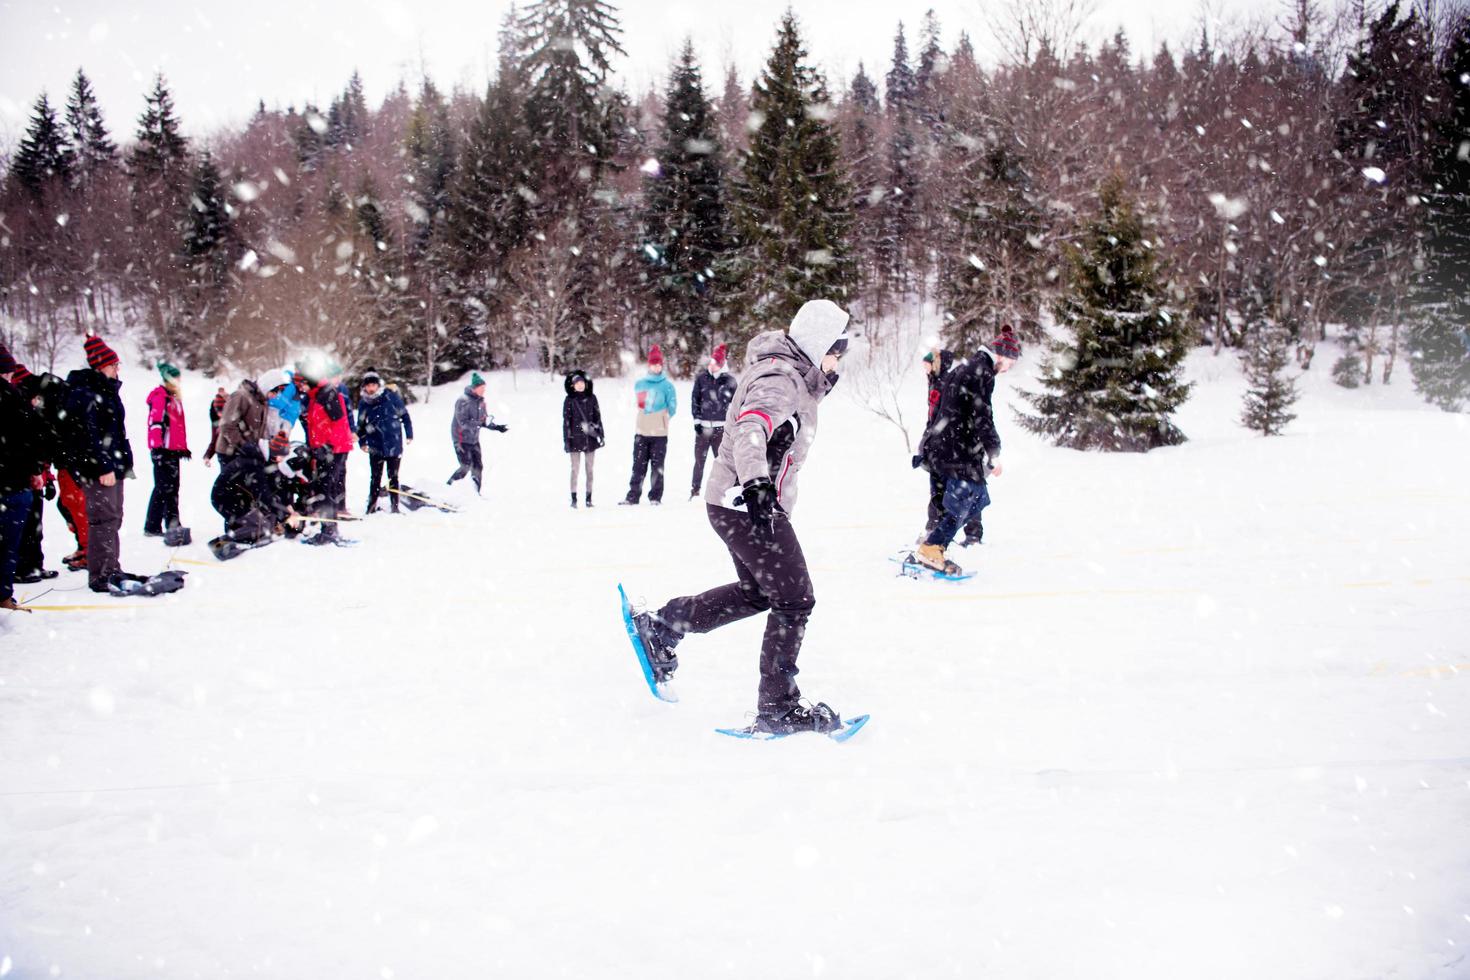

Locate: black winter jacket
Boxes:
[691,368,737,424]
[63,367,134,480]
[562,371,605,453]
[17,370,69,466]
[919,349,1001,484]
[0,379,44,494]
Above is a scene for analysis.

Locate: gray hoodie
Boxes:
[703,299,849,517]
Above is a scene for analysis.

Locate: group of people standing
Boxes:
[559,343,738,509]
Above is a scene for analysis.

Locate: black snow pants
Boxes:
[367,453,401,513]
[657,504,815,716]
[448,442,484,492]
[626,434,667,503]
[690,425,724,497]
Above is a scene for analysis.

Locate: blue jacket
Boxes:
[270,385,303,433]
[634,374,677,418]
[356,387,413,457]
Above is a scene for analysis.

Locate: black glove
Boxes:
[488,423,509,433]
[44,481,57,500]
[740,477,781,533]
[911,454,923,469]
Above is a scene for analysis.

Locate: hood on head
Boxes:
[787,299,850,367]
[564,370,594,395]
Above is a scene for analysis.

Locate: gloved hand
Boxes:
[488,423,509,433]
[911,454,923,469]
[44,481,57,500]
[740,477,781,533]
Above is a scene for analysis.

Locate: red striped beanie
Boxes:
[84,334,119,370]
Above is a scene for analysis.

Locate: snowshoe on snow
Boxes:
[209,534,274,561]
[893,546,975,582]
[163,526,193,547]
[617,583,679,702]
[716,705,870,743]
[391,485,460,514]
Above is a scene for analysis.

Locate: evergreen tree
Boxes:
[1240,324,1300,435]
[1409,11,1470,410]
[730,12,853,338]
[64,69,116,182]
[176,153,234,368]
[518,0,627,189]
[879,23,920,299]
[844,63,884,295]
[8,93,73,194]
[640,39,730,370]
[1017,175,1192,451]
[129,74,189,188]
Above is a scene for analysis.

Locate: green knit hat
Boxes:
[471,371,486,387]
[158,361,181,381]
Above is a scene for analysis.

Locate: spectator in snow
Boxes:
[11,363,65,583]
[143,361,191,539]
[562,369,604,508]
[914,325,1021,576]
[302,361,353,544]
[620,345,677,506]
[356,369,413,514]
[0,343,46,610]
[210,370,281,543]
[201,385,228,470]
[689,343,737,500]
[447,372,508,494]
[64,334,140,594]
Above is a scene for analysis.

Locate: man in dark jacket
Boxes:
[447,373,508,493]
[12,364,66,583]
[356,369,413,514]
[689,343,737,500]
[914,325,1021,576]
[0,344,47,610]
[562,370,604,507]
[210,374,278,544]
[64,335,139,593]
[919,349,984,546]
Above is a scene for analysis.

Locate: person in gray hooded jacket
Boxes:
[627,299,852,735]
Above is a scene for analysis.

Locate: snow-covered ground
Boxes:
[2,345,1467,979]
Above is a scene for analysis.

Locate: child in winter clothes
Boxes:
[447,372,509,493]
[562,369,605,507]
[621,345,677,505]
[689,343,737,499]
[357,369,414,513]
[143,362,191,537]
[302,362,353,544]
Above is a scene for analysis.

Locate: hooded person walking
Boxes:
[620,345,677,506]
[625,299,854,735]
[447,372,508,493]
[562,369,604,508]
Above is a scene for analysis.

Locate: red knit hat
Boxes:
[711,343,728,369]
[0,342,18,375]
[11,363,33,383]
[84,334,120,370]
[991,325,1022,361]
[647,344,664,367]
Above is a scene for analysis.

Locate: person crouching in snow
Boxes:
[447,372,508,494]
[563,369,604,508]
[626,299,853,735]
[913,325,1021,576]
[143,361,191,539]
[620,345,677,506]
[356,369,413,514]
[690,343,736,500]
[211,369,287,545]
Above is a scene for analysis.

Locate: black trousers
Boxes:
[449,442,484,491]
[926,470,983,542]
[626,435,667,503]
[145,450,182,534]
[691,425,724,496]
[367,454,402,512]
[657,505,815,716]
[17,489,43,574]
[84,479,124,589]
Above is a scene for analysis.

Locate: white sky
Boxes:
[0,0,1275,147]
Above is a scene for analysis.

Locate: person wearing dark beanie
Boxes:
[64,335,138,592]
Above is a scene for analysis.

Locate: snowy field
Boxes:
[2,346,1468,979]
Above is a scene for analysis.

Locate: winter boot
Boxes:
[570,492,578,509]
[755,702,842,735]
[584,493,593,508]
[915,543,963,576]
[630,611,680,683]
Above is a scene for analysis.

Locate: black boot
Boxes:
[630,611,680,683]
[755,702,842,735]
[585,493,593,508]
[571,492,578,508]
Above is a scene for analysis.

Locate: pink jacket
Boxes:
[146,385,189,452]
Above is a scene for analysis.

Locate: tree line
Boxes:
[2,0,1467,423]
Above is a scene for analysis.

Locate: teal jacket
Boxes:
[634,374,677,418]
